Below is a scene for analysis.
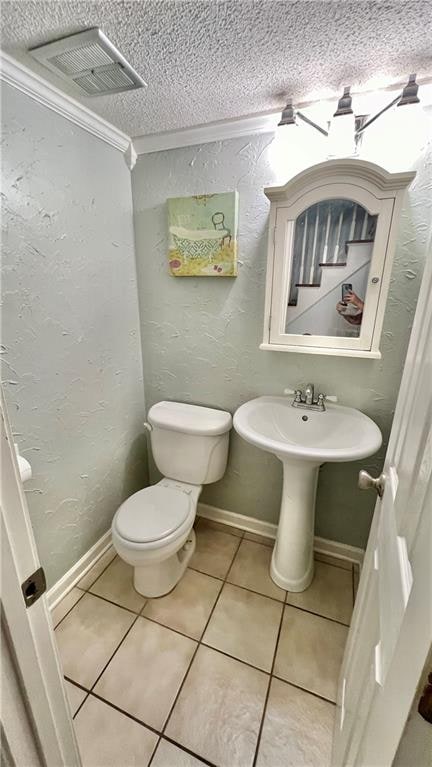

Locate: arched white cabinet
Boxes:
[261,160,415,358]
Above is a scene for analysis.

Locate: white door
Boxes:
[1,388,81,766]
[333,235,432,766]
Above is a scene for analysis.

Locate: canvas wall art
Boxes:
[168,191,238,276]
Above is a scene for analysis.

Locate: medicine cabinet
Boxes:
[261,160,415,358]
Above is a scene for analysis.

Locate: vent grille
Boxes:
[74,64,135,95]
[48,44,113,75]
[29,28,146,96]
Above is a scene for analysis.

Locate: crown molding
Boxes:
[132,110,280,155]
[0,51,131,155]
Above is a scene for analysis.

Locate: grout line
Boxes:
[284,601,351,628]
[148,736,162,767]
[73,602,145,719]
[139,612,203,643]
[53,589,87,630]
[200,641,271,676]
[188,565,286,604]
[161,735,218,767]
[159,534,244,741]
[271,675,337,707]
[64,676,90,694]
[85,690,160,736]
[85,590,146,617]
[252,598,286,767]
[224,536,245,583]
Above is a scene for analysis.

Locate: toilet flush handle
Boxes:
[143,422,153,432]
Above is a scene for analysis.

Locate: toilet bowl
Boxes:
[112,401,232,597]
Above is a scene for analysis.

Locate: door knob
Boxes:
[358,470,385,498]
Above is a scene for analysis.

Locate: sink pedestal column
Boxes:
[270,458,319,592]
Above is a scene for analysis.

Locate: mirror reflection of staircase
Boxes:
[286,241,373,337]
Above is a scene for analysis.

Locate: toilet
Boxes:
[112,401,232,597]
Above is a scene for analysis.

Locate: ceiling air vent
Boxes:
[29,28,146,96]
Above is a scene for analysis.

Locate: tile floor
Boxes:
[53,518,359,767]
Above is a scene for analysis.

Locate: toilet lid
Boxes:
[114,485,191,544]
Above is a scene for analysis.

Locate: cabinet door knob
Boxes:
[358,470,385,498]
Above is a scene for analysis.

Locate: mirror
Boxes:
[285,199,377,338]
[262,160,416,359]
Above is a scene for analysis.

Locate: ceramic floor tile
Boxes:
[274,605,348,702]
[166,645,268,767]
[314,552,353,570]
[74,695,157,767]
[78,547,116,590]
[227,539,286,601]
[90,556,146,613]
[286,560,353,624]
[203,582,283,671]
[55,593,135,689]
[143,568,222,639]
[51,587,84,628]
[197,516,244,538]
[189,524,240,579]
[64,680,87,715]
[94,617,196,730]
[256,678,334,767]
[243,531,274,547]
[152,739,208,767]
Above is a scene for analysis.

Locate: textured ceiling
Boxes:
[1,0,432,137]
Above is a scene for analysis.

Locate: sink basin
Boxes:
[233,396,382,464]
[234,395,382,592]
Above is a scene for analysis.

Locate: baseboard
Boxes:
[197,502,364,567]
[46,530,113,609]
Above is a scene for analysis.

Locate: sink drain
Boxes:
[302,415,309,422]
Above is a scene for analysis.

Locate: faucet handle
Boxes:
[284,388,303,402]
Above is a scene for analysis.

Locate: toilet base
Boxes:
[133,529,196,598]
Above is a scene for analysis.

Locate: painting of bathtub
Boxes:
[167,191,238,276]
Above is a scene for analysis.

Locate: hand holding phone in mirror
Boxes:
[336,285,364,325]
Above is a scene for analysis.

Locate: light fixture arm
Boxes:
[355,74,420,137]
[355,93,401,136]
[297,111,329,137]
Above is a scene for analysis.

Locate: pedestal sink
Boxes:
[233,396,382,592]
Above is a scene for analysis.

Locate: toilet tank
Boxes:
[147,401,232,484]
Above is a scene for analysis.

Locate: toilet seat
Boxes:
[114,484,192,544]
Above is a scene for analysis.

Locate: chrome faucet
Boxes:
[304,383,314,406]
[287,383,337,412]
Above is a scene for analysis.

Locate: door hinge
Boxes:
[21,567,46,607]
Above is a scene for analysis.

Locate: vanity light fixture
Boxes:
[279,75,422,149]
